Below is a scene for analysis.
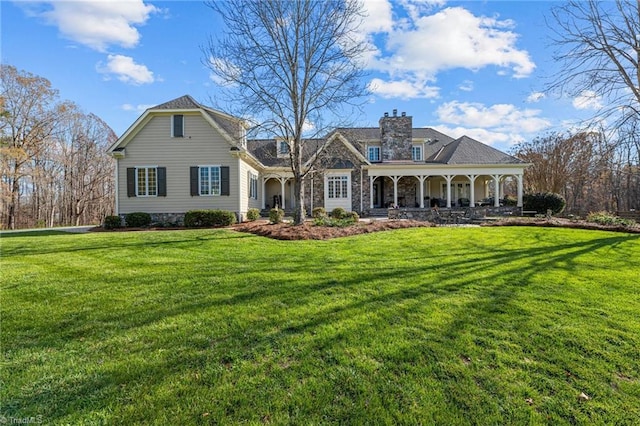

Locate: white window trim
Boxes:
[249,172,258,200]
[412,145,423,161]
[326,174,350,199]
[277,140,290,158]
[368,145,381,162]
[135,166,158,197]
[171,114,185,138]
[198,165,221,196]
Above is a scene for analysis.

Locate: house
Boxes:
[107,96,528,223]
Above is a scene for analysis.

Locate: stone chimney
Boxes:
[379,111,412,161]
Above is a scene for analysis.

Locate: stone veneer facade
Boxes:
[380,110,412,162]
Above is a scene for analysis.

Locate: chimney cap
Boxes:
[393,109,397,116]
[401,111,406,117]
[384,112,389,117]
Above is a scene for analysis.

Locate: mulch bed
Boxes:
[232,219,434,240]
[481,217,640,234]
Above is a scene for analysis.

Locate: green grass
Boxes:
[1,227,639,425]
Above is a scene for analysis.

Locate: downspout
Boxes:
[114,158,119,216]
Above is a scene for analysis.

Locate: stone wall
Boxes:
[380,111,412,161]
[388,206,521,222]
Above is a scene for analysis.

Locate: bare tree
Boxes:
[546,0,640,128]
[0,65,61,229]
[203,0,369,224]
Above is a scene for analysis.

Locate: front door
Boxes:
[373,181,383,208]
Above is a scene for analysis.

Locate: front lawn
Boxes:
[1,227,639,424]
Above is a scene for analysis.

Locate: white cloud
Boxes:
[369,77,439,99]
[433,125,520,147]
[361,4,535,99]
[436,101,550,133]
[572,90,603,110]
[361,0,394,33]
[526,92,545,103]
[434,101,551,147]
[459,80,474,92]
[31,0,157,51]
[98,55,154,85]
[122,103,154,113]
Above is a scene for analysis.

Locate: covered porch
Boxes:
[367,165,524,210]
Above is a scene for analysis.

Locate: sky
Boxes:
[1,0,603,153]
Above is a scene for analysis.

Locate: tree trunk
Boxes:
[293,176,305,225]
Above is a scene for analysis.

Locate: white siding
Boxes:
[238,159,261,216]
[117,113,240,214]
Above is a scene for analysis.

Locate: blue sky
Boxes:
[2,0,602,152]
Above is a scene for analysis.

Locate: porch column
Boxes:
[466,174,477,207]
[279,178,286,209]
[369,176,375,209]
[445,175,453,208]
[391,176,400,207]
[493,174,501,207]
[416,175,427,208]
[517,174,523,207]
[261,178,266,209]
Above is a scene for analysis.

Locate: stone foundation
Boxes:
[388,207,521,222]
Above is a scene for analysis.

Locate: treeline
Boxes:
[1,65,116,230]
[511,122,639,215]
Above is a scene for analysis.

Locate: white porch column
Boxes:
[466,174,477,207]
[416,176,427,208]
[445,175,453,208]
[261,178,266,209]
[517,174,523,207]
[391,176,400,207]
[493,174,501,207]
[279,178,286,209]
[369,176,375,209]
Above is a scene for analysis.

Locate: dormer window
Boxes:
[412,145,423,161]
[172,114,184,137]
[368,146,381,162]
[277,140,290,158]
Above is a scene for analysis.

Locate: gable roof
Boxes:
[426,135,524,165]
[107,95,245,152]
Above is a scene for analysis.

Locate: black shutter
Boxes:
[221,166,230,196]
[173,115,184,137]
[190,166,199,196]
[127,168,136,197]
[157,167,167,196]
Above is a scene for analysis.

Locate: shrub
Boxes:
[184,210,237,228]
[503,195,517,207]
[125,212,152,228]
[246,208,261,222]
[313,210,359,228]
[331,207,347,219]
[312,207,327,219]
[523,192,566,216]
[103,215,122,230]
[586,211,634,227]
[349,211,360,221]
[269,208,284,224]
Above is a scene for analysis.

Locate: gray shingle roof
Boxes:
[426,136,524,164]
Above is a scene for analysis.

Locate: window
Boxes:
[368,146,381,162]
[278,140,290,157]
[199,166,221,196]
[327,176,349,199]
[136,167,157,196]
[249,173,258,199]
[172,114,184,137]
[412,145,423,161]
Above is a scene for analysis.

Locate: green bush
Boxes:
[523,192,566,216]
[503,195,517,207]
[313,210,359,228]
[586,211,634,227]
[269,208,284,224]
[331,207,347,219]
[246,208,261,222]
[349,211,360,221]
[184,210,237,228]
[312,207,327,219]
[125,212,152,228]
[103,215,122,230]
